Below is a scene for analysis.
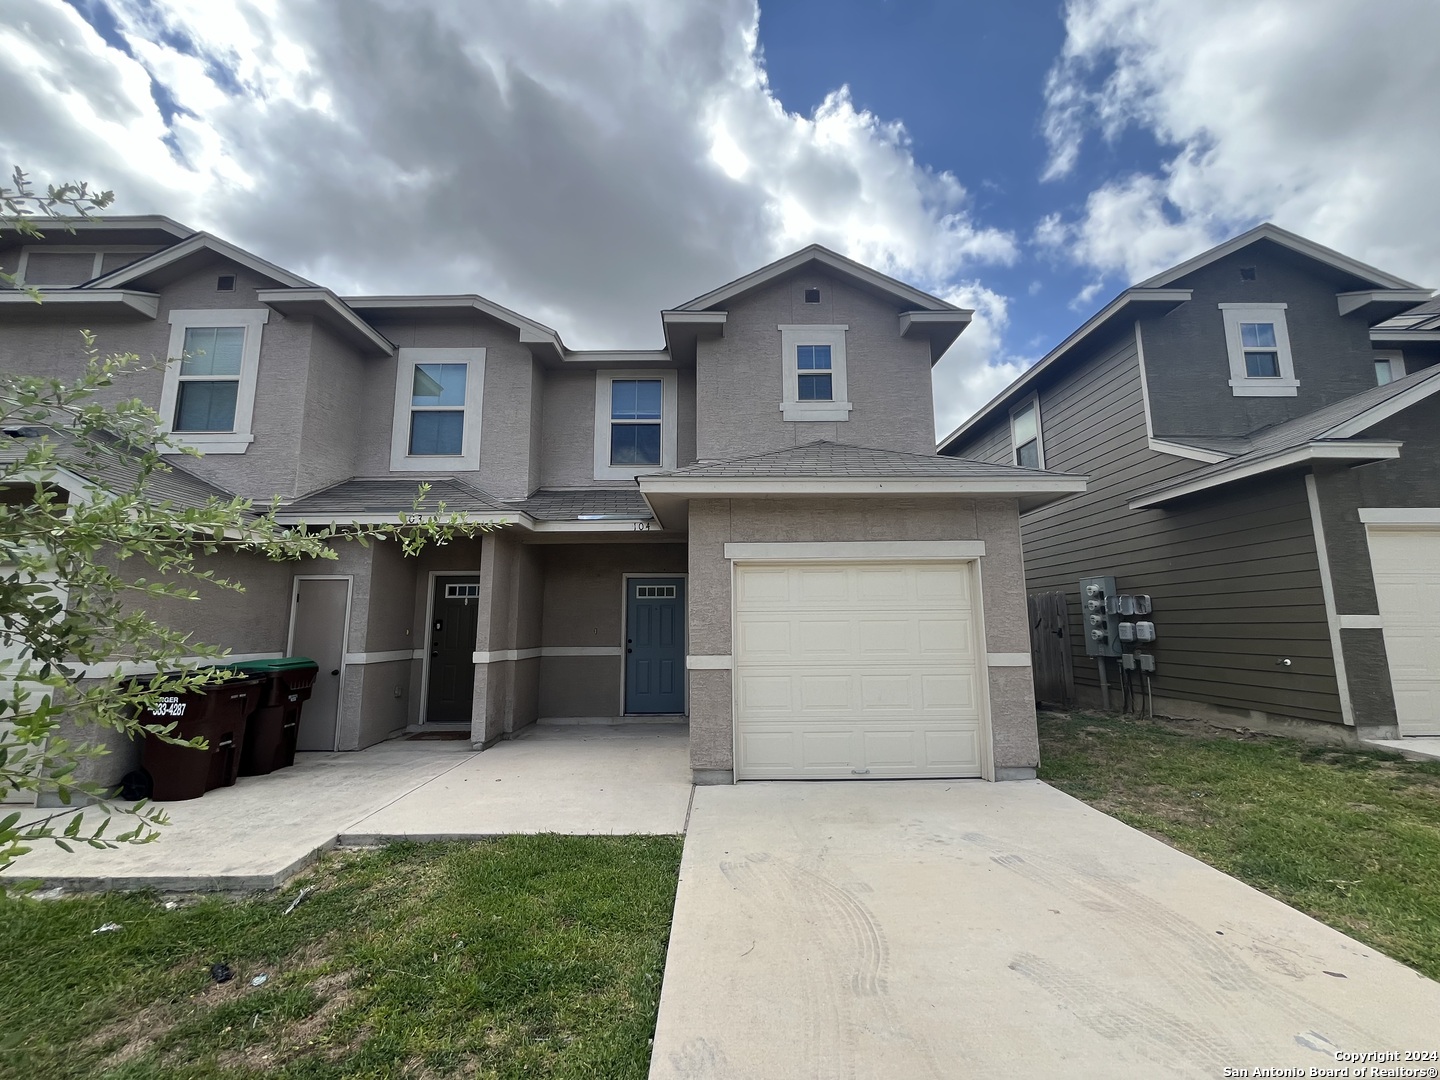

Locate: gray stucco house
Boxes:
[940,224,1440,753]
[1,220,1081,787]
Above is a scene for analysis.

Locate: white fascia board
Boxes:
[937,289,1192,451]
[342,294,565,353]
[1323,371,1440,437]
[661,310,727,326]
[1136,223,1422,291]
[564,349,673,367]
[1336,289,1434,317]
[255,288,394,356]
[1129,442,1403,510]
[19,215,193,240]
[1370,328,1440,343]
[639,476,1089,497]
[1357,507,1440,524]
[675,244,957,313]
[724,540,985,561]
[0,289,159,317]
[87,232,316,289]
[1147,439,1230,463]
[528,519,662,533]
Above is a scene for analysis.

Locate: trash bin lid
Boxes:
[224,657,320,674]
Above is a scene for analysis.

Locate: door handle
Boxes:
[330,669,340,676]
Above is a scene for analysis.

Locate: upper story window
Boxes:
[1011,395,1044,469]
[160,308,269,454]
[389,348,486,472]
[778,324,851,422]
[1374,350,1406,386]
[593,369,677,480]
[1220,303,1298,397]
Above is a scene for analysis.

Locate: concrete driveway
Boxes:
[650,780,1440,1080]
[1,723,691,892]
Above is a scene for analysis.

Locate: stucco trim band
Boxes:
[686,655,734,670]
[985,653,1032,667]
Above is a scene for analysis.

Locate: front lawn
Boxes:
[0,835,683,1080]
[1038,711,1440,980]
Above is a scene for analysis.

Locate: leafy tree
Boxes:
[1,171,481,869]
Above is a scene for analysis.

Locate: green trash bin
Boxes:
[138,671,265,801]
[228,657,320,776]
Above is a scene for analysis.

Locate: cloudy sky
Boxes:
[3,0,1438,439]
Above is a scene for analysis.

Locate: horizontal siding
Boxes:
[960,417,1011,466]
[950,327,1342,726]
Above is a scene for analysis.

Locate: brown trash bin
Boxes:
[138,673,263,801]
[230,658,320,776]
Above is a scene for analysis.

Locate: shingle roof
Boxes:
[0,426,238,511]
[281,477,512,518]
[1131,364,1440,504]
[648,440,1074,480]
[1374,293,1440,332]
[505,488,652,521]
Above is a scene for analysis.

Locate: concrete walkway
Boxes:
[1,723,690,892]
[650,780,1440,1080]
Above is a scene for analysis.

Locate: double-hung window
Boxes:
[779,325,851,421]
[160,308,269,454]
[1220,303,1298,396]
[593,369,677,479]
[390,348,486,471]
[609,379,663,465]
[1010,395,1043,468]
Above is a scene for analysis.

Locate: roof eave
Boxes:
[899,310,974,365]
[343,295,566,362]
[85,232,316,290]
[255,288,394,356]
[1128,440,1404,510]
[937,288,1192,452]
[1337,289,1436,323]
[0,288,159,317]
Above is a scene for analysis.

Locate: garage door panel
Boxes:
[1367,525,1440,737]
[734,561,985,780]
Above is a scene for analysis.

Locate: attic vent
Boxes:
[217,274,236,291]
[1239,267,1256,281]
[803,287,821,303]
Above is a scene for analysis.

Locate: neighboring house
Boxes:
[940,224,1440,752]
[0,220,1082,788]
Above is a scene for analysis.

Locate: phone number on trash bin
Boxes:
[151,696,188,717]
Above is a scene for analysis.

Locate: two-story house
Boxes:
[1,219,1082,790]
[940,224,1440,757]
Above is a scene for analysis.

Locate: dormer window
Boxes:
[389,348,486,471]
[779,324,851,421]
[1220,303,1298,396]
[159,308,269,454]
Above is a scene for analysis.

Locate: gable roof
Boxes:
[86,232,317,289]
[1136,222,1423,291]
[342,295,568,362]
[673,244,962,313]
[1128,364,1440,508]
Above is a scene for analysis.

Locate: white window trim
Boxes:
[1009,392,1044,468]
[159,308,269,454]
[1220,303,1298,396]
[592,369,678,480]
[1373,349,1406,385]
[390,348,486,472]
[779,324,852,422]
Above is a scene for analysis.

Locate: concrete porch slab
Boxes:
[1,724,691,892]
[651,780,1440,1080]
[341,723,692,842]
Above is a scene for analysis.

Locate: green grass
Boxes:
[1038,710,1440,980]
[0,835,683,1079]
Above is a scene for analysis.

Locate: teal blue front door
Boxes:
[625,578,685,714]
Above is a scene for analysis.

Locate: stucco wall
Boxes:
[685,495,1037,780]
[695,268,936,461]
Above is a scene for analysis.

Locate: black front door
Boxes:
[625,577,685,714]
[427,575,480,723]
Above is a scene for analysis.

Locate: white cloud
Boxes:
[0,0,1016,398]
[1038,0,1440,288]
[932,283,1030,444]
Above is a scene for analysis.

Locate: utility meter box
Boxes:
[1079,575,1122,657]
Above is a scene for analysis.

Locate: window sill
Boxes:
[1229,379,1299,397]
[162,432,254,455]
[782,400,853,422]
[393,454,479,472]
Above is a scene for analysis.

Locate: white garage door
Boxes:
[733,560,985,779]
[1368,526,1440,736]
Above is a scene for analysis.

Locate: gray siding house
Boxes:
[940,224,1440,752]
[1,220,1082,789]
